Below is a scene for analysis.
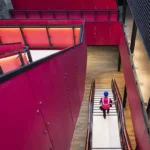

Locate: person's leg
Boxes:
[107,109,109,114]
[103,109,106,119]
[100,106,103,111]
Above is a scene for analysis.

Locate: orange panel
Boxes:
[48,28,74,47]
[0,53,28,73]
[0,28,24,44]
[74,28,80,44]
[22,28,49,47]
[0,55,21,73]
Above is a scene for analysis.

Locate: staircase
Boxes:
[92,88,122,150]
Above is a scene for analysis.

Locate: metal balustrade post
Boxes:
[122,0,127,24]
[24,46,33,63]
[0,66,4,75]
[146,98,150,120]
[118,52,121,72]
[130,20,137,54]
[123,86,127,108]
[18,52,25,66]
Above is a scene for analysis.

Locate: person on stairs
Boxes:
[99,91,115,119]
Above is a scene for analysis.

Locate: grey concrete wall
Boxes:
[0,0,13,18]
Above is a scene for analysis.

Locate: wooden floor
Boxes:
[70,46,136,150]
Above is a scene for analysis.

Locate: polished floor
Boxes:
[70,46,136,150]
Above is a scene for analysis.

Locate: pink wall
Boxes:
[10,10,118,21]
[11,0,117,10]
[85,22,121,45]
[119,27,150,150]
[0,41,87,150]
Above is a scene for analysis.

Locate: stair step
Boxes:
[93,114,118,116]
[93,105,116,108]
[93,109,116,112]
[95,89,112,90]
[94,97,114,98]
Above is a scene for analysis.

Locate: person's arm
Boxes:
[100,98,102,104]
[112,99,117,104]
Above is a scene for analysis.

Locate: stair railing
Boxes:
[85,79,95,150]
[111,79,132,150]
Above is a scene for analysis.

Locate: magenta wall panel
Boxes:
[69,12,81,19]
[0,42,87,150]
[40,12,54,19]
[11,0,117,10]
[109,22,121,45]
[119,30,150,150]
[0,74,53,150]
[27,11,41,18]
[82,0,95,9]
[12,11,26,19]
[95,0,107,9]
[82,12,95,21]
[26,59,74,150]
[96,12,109,21]
[95,23,110,45]
[76,40,87,102]
[63,49,80,124]
[55,12,67,19]
[85,23,96,45]
[10,10,118,22]
[110,12,118,21]
[108,0,118,9]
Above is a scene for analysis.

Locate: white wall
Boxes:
[29,50,60,62]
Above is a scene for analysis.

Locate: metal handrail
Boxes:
[85,79,95,150]
[111,79,132,150]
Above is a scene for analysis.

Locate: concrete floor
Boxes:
[125,6,150,103]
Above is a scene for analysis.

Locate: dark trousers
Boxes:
[100,106,109,118]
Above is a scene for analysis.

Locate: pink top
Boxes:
[100,97,112,109]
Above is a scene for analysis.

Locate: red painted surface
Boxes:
[82,11,95,21]
[22,28,49,47]
[48,28,74,47]
[27,11,41,18]
[119,26,150,150]
[85,23,95,45]
[96,12,109,21]
[95,23,110,45]
[11,0,117,10]
[0,43,23,53]
[0,28,24,44]
[0,33,87,150]
[0,74,53,150]
[0,20,82,48]
[10,10,118,22]
[0,19,84,26]
[109,22,121,45]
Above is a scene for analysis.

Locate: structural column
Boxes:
[118,52,121,72]
[146,98,150,120]
[24,46,33,63]
[123,86,127,108]
[130,20,137,54]
[122,0,127,24]
[0,66,4,75]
